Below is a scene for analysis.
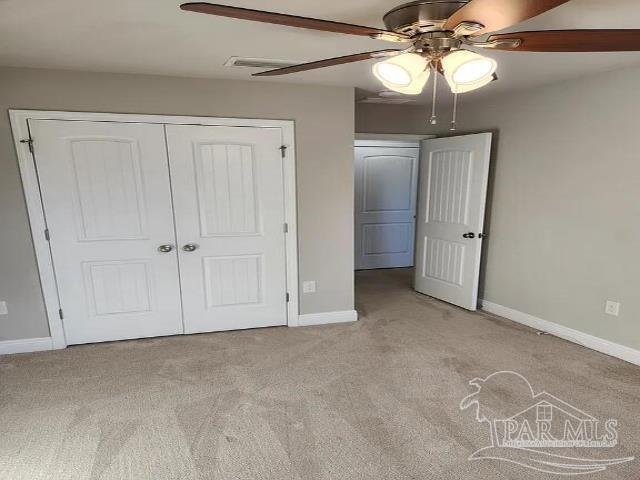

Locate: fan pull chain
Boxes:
[429,65,438,125]
[450,91,459,132]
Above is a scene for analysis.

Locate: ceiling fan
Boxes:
[180,1,640,127]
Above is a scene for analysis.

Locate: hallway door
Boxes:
[414,134,492,311]
[354,143,419,270]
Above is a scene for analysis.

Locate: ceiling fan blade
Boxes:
[180,3,410,41]
[487,30,640,52]
[253,50,403,77]
[444,0,571,36]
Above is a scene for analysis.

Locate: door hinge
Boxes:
[280,145,287,158]
[20,138,34,154]
[286,293,290,303]
[283,222,288,233]
[58,308,64,320]
[44,229,50,241]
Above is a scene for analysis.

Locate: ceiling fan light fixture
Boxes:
[442,50,497,93]
[381,67,431,95]
[181,1,640,86]
[452,58,494,83]
[375,62,411,86]
[451,74,495,93]
[372,53,429,88]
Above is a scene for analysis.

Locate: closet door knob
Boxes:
[158,244,174,253]
[182,244,198,252]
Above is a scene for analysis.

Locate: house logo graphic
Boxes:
[460,371,634,475]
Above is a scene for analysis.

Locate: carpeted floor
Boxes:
[1,268,638,479]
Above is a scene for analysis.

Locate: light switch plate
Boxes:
[0,301,7,315]
[605,300,620,317]
[303,281,316,294]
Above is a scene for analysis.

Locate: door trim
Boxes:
[355,133,435,143]
[355,139,421,149]
[10,110,299,349]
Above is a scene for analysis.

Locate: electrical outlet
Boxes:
[302,281,316,294]
[605,300,620,317]
[0,301,7,315]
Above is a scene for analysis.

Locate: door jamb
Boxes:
[10,109,300,348]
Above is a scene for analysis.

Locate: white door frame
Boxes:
[355,139,421,148]
[355,133,435,143]
[10,110,300,349]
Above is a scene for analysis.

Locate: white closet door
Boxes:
[414,133,492,310]
[355,146,419,270]
[165,125,288,333]
[30,120,183,345]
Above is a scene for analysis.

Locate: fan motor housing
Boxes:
[383,1,470,36]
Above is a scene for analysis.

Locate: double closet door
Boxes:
[30,120,288,345]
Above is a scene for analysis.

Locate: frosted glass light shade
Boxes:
[373,53,429,88]
[442,50,497,93]
[381,67,431,95]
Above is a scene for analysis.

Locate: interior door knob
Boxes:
[182,244,198,252]
[462,232,476,239]
[158,244,174,253]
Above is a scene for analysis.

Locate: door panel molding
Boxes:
[10,110,299,349]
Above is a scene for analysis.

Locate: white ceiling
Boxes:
[1,0,640,103]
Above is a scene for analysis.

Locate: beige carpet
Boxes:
[1,268,638,479]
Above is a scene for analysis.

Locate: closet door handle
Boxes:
[158,244,174,253]
[462,232,476,239]
[182,244,198,252]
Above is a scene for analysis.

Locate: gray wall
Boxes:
[357,66,640,351]
[356,103,438,136]
[0,67,355,341]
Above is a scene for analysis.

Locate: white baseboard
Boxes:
[0,311,358,354]
[480,300,640,367]
[0,337,54,355]
[297,309,358,327]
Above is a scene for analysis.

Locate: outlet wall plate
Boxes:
[605,300,621,317]
[0,301,7,315]
[303,281,316,294]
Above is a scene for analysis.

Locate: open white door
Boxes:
[414,133,491,310]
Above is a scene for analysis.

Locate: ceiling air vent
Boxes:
[358,90,417,105]
[359,98,415,105]
[224,56,301,69]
